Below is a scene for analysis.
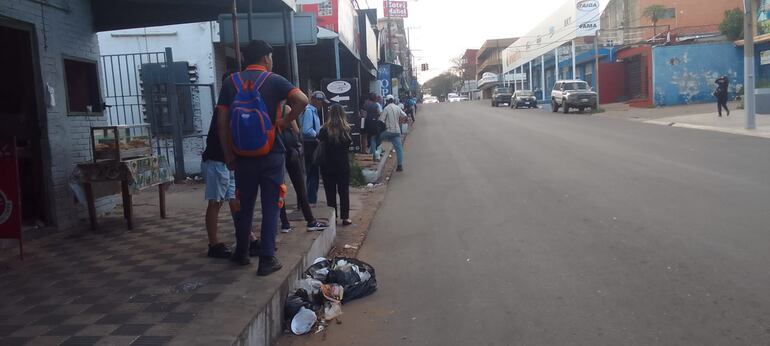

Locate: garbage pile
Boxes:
[285,257,377,335]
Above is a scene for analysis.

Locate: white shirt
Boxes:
[380,103,407,133]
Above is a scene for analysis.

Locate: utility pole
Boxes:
[386,0,392,63]
[744,0,756,129]
[594,30,600,110]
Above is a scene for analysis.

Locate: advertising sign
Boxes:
[575,0,600,37]
[762,50,770,66]
[384,1,408,18]
[0,137,23,258]
[321,78,362,152]
[218,12,318,46]
[378,64,391,97]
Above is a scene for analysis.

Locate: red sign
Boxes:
[384,0,408,18]
[0,137,22,250]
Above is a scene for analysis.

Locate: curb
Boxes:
[643,120,770,139]
[170,208,337,346]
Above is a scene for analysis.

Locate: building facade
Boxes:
[477,38,517,99]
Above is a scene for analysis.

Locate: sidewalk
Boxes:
[0,183,337,346]
[597,103,770,139]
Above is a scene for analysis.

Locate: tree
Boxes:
[643,4,668,42]
[423,72,461,100]
[720,8,744,41]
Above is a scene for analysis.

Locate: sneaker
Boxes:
[307,220,329,232]
[396,165,403,172]
[257,256,283,276]
[249,239,261,257]
[280,224,294,234]
[342,219,353,226]
[207,243,232,259]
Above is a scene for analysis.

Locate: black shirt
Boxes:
[318,128,351,174]
[715,78,729,94]
[202,113,224,162]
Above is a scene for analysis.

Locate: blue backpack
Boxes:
[229,72,276,157]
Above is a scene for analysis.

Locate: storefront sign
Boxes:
[762,50,770,65]
[321,78,361,152]
[575,0,600,37]
[0,137,23,258]
[384,1,408,18]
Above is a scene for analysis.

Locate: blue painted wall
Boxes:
[653,42,743,106]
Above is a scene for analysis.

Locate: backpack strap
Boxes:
[255,72,273,90]
[232,73,244,93]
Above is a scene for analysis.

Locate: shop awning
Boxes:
[91,0,295,32]
[735,33,770,46]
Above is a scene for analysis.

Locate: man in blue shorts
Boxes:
[216,41,309,276]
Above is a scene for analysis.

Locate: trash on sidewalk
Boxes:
[290,307,316,335]
[343,244,359,250]
[283,257,378,335]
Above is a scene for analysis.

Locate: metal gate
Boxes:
[99,48,216,180]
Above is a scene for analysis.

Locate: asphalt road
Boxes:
[282,101,770,345]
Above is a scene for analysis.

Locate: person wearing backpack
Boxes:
[318,104,353,226]
[364,93,384,161]
[215,40,309,276]
[380,95,408,172]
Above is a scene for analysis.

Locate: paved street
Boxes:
[283,101,770,345]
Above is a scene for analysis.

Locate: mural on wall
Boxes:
[653,43,744,106]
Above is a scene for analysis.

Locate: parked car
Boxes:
[448,93,469,102]
[423,96,439,104]
[510,90,538,109]
[551,80,597,114]
[491,86,513,107]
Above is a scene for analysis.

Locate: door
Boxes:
[0,23,48,225]
[625,55,643,99]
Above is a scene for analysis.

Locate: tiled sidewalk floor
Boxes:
[0,199,306,346]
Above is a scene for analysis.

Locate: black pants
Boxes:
[321,169,350,220]
[717,94,729,116]
[280,148,314,227]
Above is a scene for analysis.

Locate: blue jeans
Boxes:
[380,132,403,166]
[234,153,285,257]
[303,140,320,204]
[369,134,381,161]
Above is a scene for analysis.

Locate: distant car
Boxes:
[423,96,439,104]
[510,90,538,109]
[448,94,468,102]
[551,80,597,114]
[492,86,513,107]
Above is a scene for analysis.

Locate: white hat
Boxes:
[385,94,395,101]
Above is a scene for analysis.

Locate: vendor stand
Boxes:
[76,124,173,230]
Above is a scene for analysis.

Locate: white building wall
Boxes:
[1,0,105,229]
[98,22,219,175]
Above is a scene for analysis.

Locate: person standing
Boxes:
[216,40,309,276]
[318,104,353,226]
[278,103,329,233]
[364,93,384,161]
[301,91,326,205]
[380,94,408,172]
[715,75,730,117]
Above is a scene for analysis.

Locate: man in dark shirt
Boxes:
[715,75,730,117]
[215,40,309,276]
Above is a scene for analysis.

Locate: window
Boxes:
[318,0,333,17]
[63,57,102,115]
[661,8,676,19]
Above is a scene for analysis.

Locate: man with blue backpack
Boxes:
[216,41,309,276]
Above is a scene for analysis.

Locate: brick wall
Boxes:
[1,0,104,229]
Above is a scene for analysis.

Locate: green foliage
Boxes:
[719,8,744,41]
[643,4,668,25]
[349,154,366,187]
[423,72,462,100]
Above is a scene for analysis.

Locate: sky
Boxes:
[363,0,608,83]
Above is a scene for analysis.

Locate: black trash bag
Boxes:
[284,289,313,323]
[331,257,378,303]
[327,268,361,286]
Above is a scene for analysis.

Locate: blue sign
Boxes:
[378,64,391,97]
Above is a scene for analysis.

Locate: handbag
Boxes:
[312,140,327,167]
